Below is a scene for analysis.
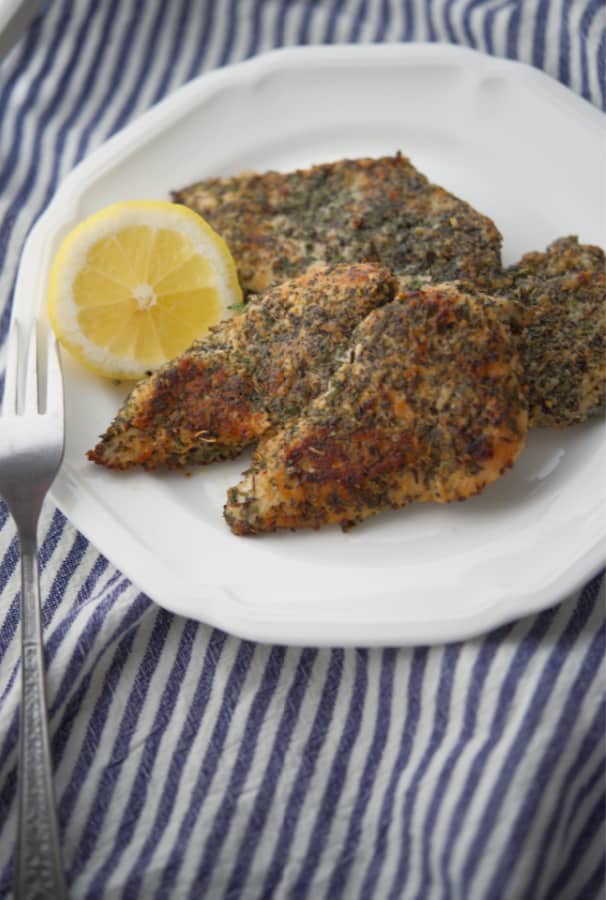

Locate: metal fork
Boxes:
[0,319,68,899]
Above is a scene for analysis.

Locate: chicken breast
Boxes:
[87,263,397,470]
[500,236,606,427]
[224,283,528,534]
[173,154,503,295]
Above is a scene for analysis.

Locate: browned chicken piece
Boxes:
[498,236,606,428]
[87,264,397,470]
[173,154,502,295]
[224,284,528,535]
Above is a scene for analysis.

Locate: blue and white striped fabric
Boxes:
[0,2,604,898]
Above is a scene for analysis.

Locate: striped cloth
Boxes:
[0,2,604,898]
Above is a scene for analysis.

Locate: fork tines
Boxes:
[2,318,20,417]
[2,320,63,419]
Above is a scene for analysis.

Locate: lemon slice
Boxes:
[47,200,242,380]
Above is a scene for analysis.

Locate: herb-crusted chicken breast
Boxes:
[173,154,502,295]
[500,236,606,427]
[87,263,397,470]
[224,284,528,534]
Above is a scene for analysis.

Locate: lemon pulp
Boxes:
[47,200,242,379]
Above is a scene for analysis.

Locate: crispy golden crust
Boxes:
[500,236,606,427]
[224,284,528,534]
[172,154,502,294]
[87,263,397,469]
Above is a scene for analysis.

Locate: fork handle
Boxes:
[15,541,68,899]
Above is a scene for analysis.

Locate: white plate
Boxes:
[13,44,606,646]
